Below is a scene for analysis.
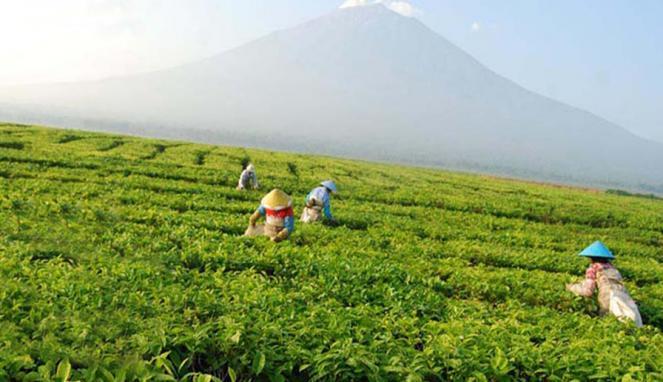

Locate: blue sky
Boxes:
[0,0,661,142]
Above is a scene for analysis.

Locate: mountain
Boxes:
[1,4,662,193]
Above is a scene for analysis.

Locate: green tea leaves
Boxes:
[252,352,266,374]
[1,124,662,381]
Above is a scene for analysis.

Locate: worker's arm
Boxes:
[323,197,333,220]
[249,206,265,226]
[272,216,294,242]
[566,266,597,297]
[284,215,294,233]
[566,279,595,297]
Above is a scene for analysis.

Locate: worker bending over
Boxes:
[237,163,259,190]
[301,180,337,224]
[567,241,643,327]
[245,189,294,242]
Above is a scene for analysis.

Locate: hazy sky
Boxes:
[0,0,661,142]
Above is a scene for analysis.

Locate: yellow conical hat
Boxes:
[261,189,292,210]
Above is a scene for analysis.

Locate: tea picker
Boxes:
[237,163,260,190]
[301,180,338,224]
[244,189,294,242]
[566,241,643,327]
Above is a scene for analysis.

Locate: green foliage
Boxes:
[606,189,661,200]
[1,124,663,381]
[57,134,84,144]
[98,140,125,152]
[140,144,169,160]
[0,141,25,150]
[194,151,209,166]
[240,155,251,170]
[287,162,299,178]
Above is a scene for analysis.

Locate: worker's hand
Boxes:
[272,231,289,243]
[565,283,581,293]
[249,211,260,226]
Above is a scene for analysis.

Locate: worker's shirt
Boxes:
[305,186,332,220]
[257,205,294,233]
[574,262,616,297]
[239,170,258,188]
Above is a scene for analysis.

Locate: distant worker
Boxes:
[244,189,294,242]
[301,180,338,223]
[237,163,259,190]
[566,241,643,327]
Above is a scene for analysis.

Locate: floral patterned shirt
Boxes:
[574,262,615,297]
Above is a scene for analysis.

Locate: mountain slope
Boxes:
[1,4,662,192]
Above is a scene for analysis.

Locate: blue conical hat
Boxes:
[579,241,615,259]
[320,180,338,194]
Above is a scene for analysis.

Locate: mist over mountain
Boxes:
[1,4,661,193]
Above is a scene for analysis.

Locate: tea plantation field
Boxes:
[1,123,662,381]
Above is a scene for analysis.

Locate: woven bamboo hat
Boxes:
[261,189,292,210]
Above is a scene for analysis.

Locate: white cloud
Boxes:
[384,2,416,17]
[339,0,373,8]
[471,21,481,32]
[339,0,420,17]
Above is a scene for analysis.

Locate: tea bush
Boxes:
[1,123,662,381]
